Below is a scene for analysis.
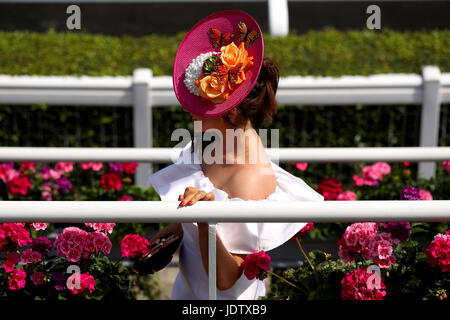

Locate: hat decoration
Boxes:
[183,20,260,104]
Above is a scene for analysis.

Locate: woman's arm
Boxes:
[197,223,246,291]
[179,187,247,291]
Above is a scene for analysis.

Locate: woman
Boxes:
[148,10,324,300]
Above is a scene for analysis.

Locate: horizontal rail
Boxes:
[1,146,450,163]
[0,201,449,223]
[1,73,449,106]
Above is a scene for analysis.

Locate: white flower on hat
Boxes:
[184,51,219,96]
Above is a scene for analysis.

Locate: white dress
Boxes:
[148,144,324,300]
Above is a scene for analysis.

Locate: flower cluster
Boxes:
[0,223,32,252]
[67,272,96,295]
[341,267,386,300]
[242,250,271,280]
[338,223,399,268]
[353,162,391,186]
[85,223,116,235]
[54,227,112,262]
[79,162,103,171]
[21,248,42,264]
[120,234,150,260]
[425,231,449,272]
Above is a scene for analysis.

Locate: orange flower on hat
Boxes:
[220,42,254,85]
[194,72,231,104]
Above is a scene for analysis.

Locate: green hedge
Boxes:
[0,27,449,76]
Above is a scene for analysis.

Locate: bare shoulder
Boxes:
[224,165,277,200]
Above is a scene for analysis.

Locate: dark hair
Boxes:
[222,57,280,130]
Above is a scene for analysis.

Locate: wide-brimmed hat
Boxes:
[172,10,264,118]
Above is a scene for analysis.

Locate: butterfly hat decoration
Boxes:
[173,10,263,118]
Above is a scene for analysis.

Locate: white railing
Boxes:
[1,66,449,184]
[1,200,450,299]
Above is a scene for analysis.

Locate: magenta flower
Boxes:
[118,195,134,201]
[242,250,271,280]
[341,267,386,300]
[67,272,96,295]
[32,236,53,255]
[295,162,308,171]
[30,272,45,286]
[79,162,103,171]
[336,191,357,201]
[55,177,72,193]
[8,269,26,291]
[7,175,32,196]
[383,222,411,243]
[55,162,74,173]
[425,231,450,272]
[443,161,450,171]
[120,234,150,260]
[400,186,421,200]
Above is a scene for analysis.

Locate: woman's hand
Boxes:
[178,186,214,207]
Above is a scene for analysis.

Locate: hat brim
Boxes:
[172,10,264,118]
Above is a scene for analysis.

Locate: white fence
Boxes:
[1,66,449,186]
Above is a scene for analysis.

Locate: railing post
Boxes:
[268,0,289,36]
[133,68,153,188]
[419,66,442,180]
[208,222,217,300]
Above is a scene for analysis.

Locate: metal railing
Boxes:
[1,200,450,299]
[1,66,449,184]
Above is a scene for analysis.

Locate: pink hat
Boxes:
[172,10,264,118]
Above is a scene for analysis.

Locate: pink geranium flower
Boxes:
[55,162,74,174]
[336,191,357,201]
[295,162,308,171]
[79,162,103,171]
[425,231,450,272]
[85,223,116,235]
[9,269,27,290]
[67,272,96,295]
[0,163,19,183]
[242,250,271,280]
[341,267,386,300]
[120,234,150,260]
[32,223,48,231]
[419,189,433,200]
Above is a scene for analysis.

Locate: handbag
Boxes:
[133,232,182,275]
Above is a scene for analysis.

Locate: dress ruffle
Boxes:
[148,143,324,255]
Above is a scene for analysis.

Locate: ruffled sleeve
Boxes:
[148,143,325,255]
[216,162,324,254]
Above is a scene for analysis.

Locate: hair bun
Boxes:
[223,57,280,129]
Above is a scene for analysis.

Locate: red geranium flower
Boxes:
[316,177,343,200]
[100,171,123,191]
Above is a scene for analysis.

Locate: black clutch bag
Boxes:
[133,232,182,275]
